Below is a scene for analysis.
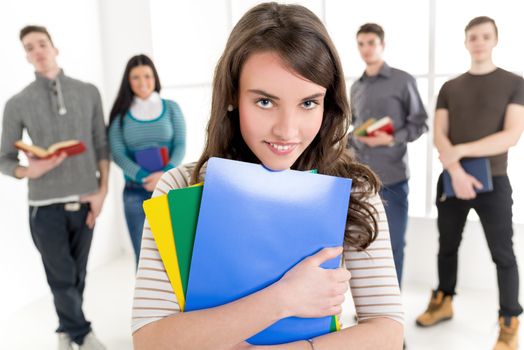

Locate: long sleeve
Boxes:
[0,99,23,177]
[394,77,428,144]
[108,119,148,183]
[90,85,109,162]
[164,101,186,171]
[344,193,404,325]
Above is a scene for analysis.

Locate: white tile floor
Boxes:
[1,254,522,349]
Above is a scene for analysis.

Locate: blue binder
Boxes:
[185,158,352,345]
[134,146,167,173]
[443,157,493,197]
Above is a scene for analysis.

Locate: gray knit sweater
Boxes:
[0,70,109,201]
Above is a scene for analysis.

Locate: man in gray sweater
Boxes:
[0,26,109,350]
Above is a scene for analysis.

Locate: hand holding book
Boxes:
[15,140,86,159]
[276,246,350,318]
[353,116,394,137]
[18,152,67,179]
[353,117,395,147]
[442,158,492,200]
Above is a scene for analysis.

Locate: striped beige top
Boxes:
[132,163,403,333]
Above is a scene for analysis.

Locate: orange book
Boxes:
[14,140,86,159]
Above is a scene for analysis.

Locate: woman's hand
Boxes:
[143,171,164,192]
[275,247,350,319]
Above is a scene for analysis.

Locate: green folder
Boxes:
[167,184,203,296]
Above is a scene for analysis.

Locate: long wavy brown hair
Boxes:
[192,2,381,250]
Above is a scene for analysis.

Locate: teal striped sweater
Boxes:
[109,99,186,183]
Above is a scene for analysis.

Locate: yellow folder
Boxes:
[143,194,186,310]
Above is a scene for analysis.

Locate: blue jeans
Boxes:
[123,182,153,264]
[380,180,409,287]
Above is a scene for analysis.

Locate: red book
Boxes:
[15,140,86,159]
[366,116,394,136]
[160,146,169,166]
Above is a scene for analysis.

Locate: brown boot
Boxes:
[416,290,453,327]
[493,316,519,350]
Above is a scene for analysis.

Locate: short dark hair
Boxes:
[465,16,498,38]
[356,23,384,42]
[19,25,54,46]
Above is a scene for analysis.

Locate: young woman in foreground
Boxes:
[132,3,403,349]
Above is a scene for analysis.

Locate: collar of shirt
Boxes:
[34,69,65,89]
[359,61,392,82]
[130,92,163,121]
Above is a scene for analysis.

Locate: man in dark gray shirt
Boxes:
[349,23,428,289]
[0,26,108,350]
[416,17,524,349]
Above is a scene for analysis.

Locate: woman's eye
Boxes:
[302,100,318,110]
[256,99,273,108]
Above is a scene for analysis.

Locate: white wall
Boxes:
[2,0,523,324]
[0,0,154,322]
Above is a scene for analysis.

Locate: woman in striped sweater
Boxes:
[108,54,186,264]
[133,3,403,349]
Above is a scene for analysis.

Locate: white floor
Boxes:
[1,254,522,350]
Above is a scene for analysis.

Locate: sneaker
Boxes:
[416,290,453,327]
[493,316,519,350]
[79,331,106,350]
[57,333,73,350]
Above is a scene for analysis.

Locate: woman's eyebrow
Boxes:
[247,89,325,102]
[247,89,279,100]
[300,92,325,102]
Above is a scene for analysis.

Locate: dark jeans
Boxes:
[380,180,409,287]
[436,174,523,317]
[29,202,93,344]
[123,182,152,264]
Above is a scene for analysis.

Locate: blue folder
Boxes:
[185,158,352,345]
[134,146,167,173]
[443,157,493,197]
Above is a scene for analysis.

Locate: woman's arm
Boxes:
[334,192,404,349]
[108,119,149,182]
[134,282,285,350]
[134,246,349,350]
[237,317,402,350]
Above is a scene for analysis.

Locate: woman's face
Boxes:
[238,52,326,171]
[129,65,156,100]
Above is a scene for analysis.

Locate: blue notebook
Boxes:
[185,158,352,345]
[134,146,167,173]
[443,157,493,197]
